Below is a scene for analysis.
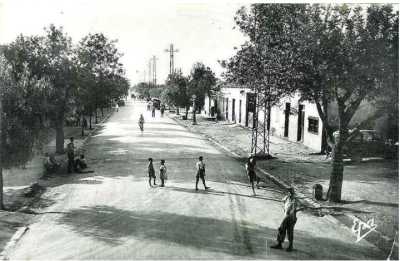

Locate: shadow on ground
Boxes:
[55,205,384,259]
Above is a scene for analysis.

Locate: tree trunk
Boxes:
[327,130,345,202]
[101,107,104,118]
[0,168,3,210]
[95,107,98,124]
[89,113,92,130]
[185,106,189,119]
[81,113,85,137]
[177,107,180,115]
[0,97,3,210]
[55,121,65,154]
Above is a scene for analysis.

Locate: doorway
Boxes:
[297,104,305,141]
[284,103,290,137]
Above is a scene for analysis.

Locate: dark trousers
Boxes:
[67,154,75,173]
[160,178,165,187]
[196,175,206,189]
[277,216,297,245]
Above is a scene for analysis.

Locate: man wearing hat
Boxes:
[271,187,298,251]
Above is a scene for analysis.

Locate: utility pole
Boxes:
[164,44,179,76]
[152,55,158,86]
[148,59,152,88]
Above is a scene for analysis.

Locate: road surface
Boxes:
[7,100,384,259]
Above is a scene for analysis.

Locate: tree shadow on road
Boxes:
[164,185,283,203]
[56,205,384,259]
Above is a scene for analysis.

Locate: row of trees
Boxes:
[222,4,398,202]
[0,25,129,209]
[134,62,217,119]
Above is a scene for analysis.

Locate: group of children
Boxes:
[147,156,210,190]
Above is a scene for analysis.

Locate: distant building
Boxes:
[203,85,324,152]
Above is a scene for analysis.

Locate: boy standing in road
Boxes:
[159,160,167,187]
[195,156,210,191]
[271,187,298,252]
[66,137,75,173]
[148,158,156,186]
[245,155,260,195]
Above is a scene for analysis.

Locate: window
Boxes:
[308,117,319,134]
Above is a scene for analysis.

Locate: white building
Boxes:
[204,87,324,152]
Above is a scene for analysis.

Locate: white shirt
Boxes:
[283,195,297,217]
[196,161,205,171]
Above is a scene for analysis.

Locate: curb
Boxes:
[0,226,29,260]
[168,113,395,254]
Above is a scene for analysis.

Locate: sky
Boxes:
[0,0,249,85]
[0,0,398,86]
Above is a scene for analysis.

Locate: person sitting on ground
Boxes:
[74,154,89,173]
[43,153,61,174]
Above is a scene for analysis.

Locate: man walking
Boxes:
[195,156,210,191]
[271,187,298,252]
[66,137,75,173]
[151,105,156,118]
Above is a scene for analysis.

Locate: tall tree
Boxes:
[294,4,398,202]
[165,71,190,116]
[0,55,48,209]
[76,33,125,124]
[4,25,77,154]
[188,62,217,112]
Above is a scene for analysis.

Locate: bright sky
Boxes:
[1,0,397,85]
[0,0,249,85]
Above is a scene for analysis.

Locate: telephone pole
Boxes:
[164,44,179,76]
[152,55,158,86]
[148,59,152,88]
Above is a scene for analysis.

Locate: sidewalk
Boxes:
[0,108,114,256]
[169,112,399,260]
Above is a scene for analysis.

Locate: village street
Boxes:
[5,100,384,260]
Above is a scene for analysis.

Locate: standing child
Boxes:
[195,156,210,190]
[245,155,260,195]
[148,158,156,186]
[159,159,167,187]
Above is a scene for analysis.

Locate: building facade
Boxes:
[204,87,324,152]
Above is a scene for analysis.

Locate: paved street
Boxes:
[7,100,384,260]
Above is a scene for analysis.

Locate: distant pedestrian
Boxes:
[148,158,156,186]
[195,156,210,191]
[245,155,260,195]
[151,106,156,118]
[160,104,165,117]
[115,103,119,112]
[147,101,151,111]
[159,160,167,187]
[271,187,298,252]
[82,117,88,129]
[138,114,145,132]
[66,137,75,173]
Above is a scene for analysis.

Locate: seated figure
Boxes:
[74,154,88,173]
[44,153,60,174]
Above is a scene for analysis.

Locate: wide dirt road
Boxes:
[7,100,384,260]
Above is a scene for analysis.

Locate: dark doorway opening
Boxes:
[232,99,236,122]
[239,100,242,123]
[284,103,290,137]
[297,104,305,141]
